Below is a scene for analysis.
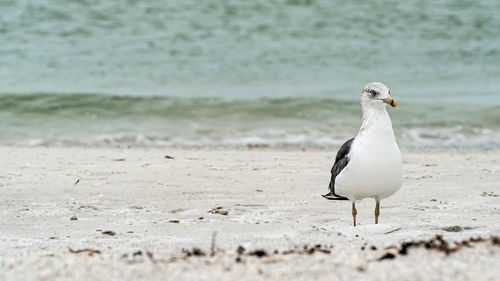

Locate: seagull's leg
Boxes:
[374,201,380,224]
[352,203,357,227]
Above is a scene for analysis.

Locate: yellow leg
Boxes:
[375,201,380,224]
[352,203,357,227]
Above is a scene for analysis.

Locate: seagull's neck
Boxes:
[357,105,395,141]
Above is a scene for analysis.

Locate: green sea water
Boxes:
[1,0,499,148]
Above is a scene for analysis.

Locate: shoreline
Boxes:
[2,144,500,151]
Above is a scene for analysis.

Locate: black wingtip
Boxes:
[322,192,349,201]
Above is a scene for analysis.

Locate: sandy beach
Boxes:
[0,147,499,280]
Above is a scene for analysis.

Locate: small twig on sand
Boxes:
[384,228,402,234]
[210,231,217,256]
[146,251,156,263]
[69,248,101,256]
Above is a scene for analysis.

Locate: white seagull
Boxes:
[323,82,403,226]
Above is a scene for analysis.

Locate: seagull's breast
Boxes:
[335,114,403,201]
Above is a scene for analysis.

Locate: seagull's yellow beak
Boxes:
[382,97,398,108]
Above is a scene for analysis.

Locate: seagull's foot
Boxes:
[322,192,349,201]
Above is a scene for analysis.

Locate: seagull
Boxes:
[322,82,403,226]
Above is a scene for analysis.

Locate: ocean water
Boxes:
[1,0,499,148]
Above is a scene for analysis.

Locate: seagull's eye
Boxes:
[369,90,378,97]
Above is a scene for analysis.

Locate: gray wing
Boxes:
[322,138,354,200]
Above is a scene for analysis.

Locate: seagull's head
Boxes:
[361,82,398,109]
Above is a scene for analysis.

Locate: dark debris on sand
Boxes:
[209,206,228,215]
[379,235,500,261]
[114,236,499,265]
[180,236,498,263]
[234,243,332,261]
[122,250,157,264]
[102,230,116,236]
[442,225,463,232]
[182,247,206,257]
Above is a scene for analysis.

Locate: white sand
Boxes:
[0,147,499,280]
